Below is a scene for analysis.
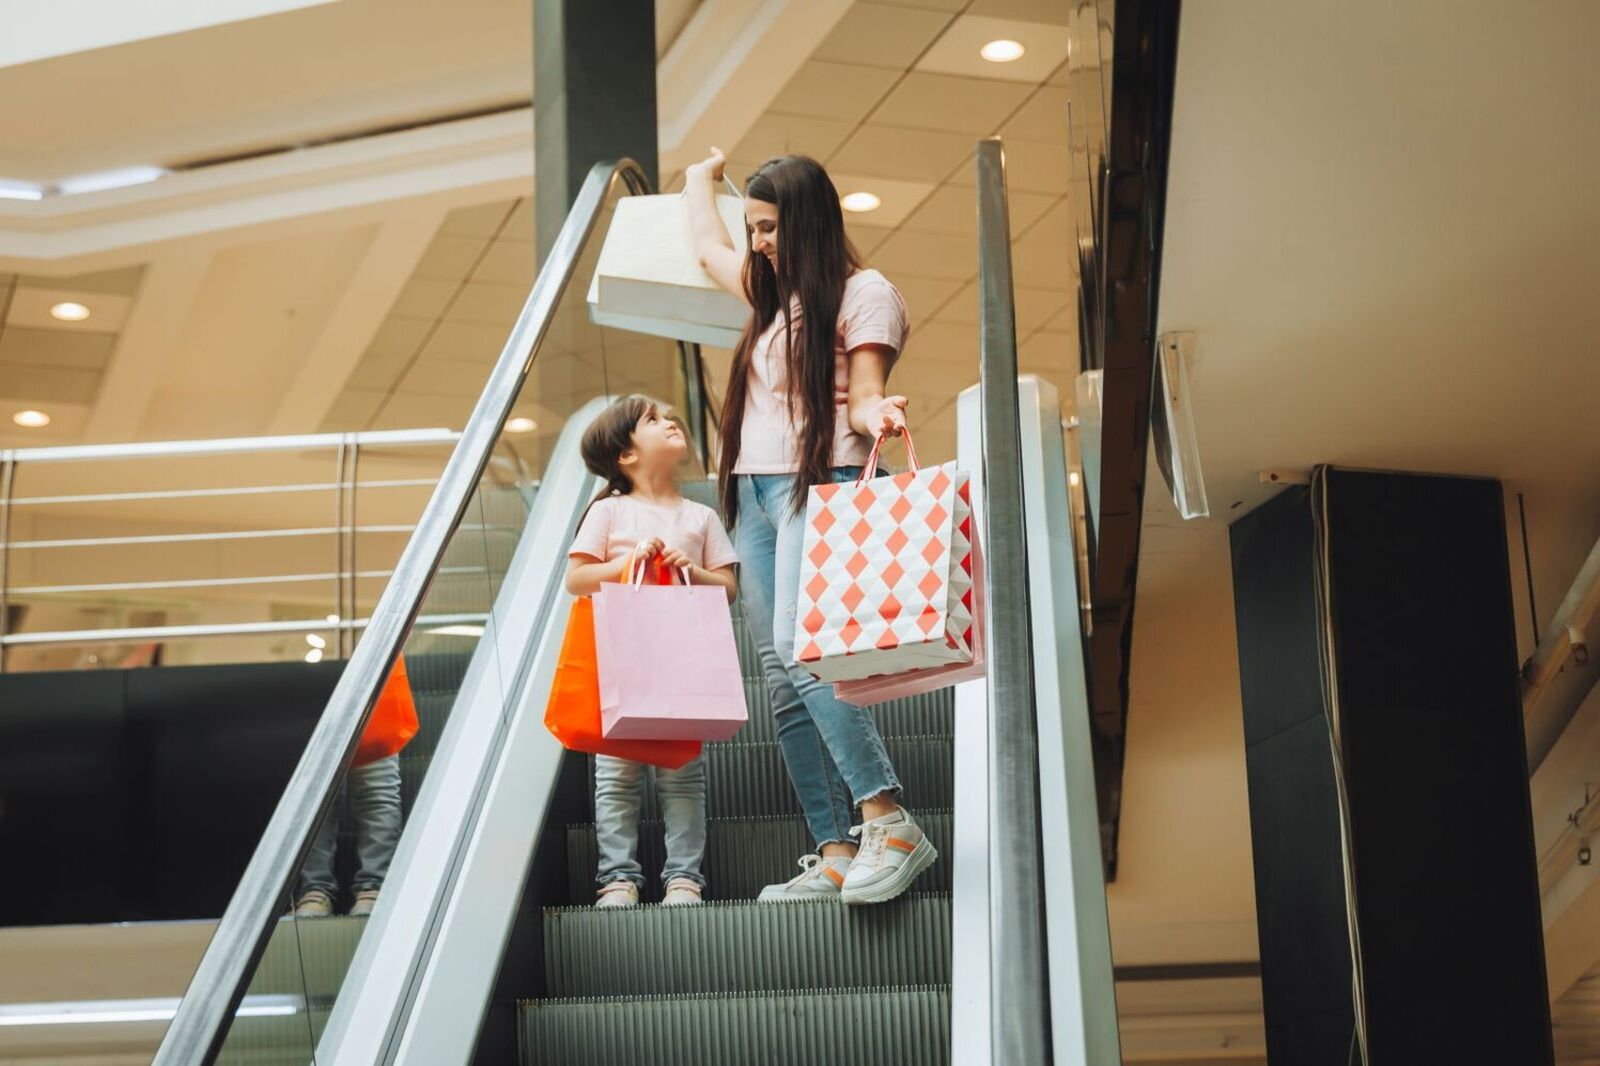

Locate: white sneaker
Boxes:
[350,888,381,918]
[840,809,937,905]
[757,854,850,902]
[662,877,704,906]
[595,881,640,909]
[293,890,334,918]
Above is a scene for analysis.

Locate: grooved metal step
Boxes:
[541,894,950,998]
[249,915,367,999]
[622,733,955,821]
[563,811,953,904]
[518,986,950,1066]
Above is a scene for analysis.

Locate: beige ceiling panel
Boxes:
[17,265,145,297]
[440,200,518,240]
[814,3,954,69]
[1002,86,1069,142]
[421,320,514,363]
[935,281,1070,334]
[414,234,489,282]
[948,137,1069,194]
[900,183,1059,237]
[6,287,133,332]
[345,353,411,392]
[968,0,1074,26]
[871,73,1032,135]
[732,113,858,168]
[873,0,965,11]
[501,197,535,242]
[372,392,473,431]
[1011,233,1074,291]
[396,359,492,400]
[848,222,897,257]
[872,229,977,281]
[0,363,101,404]
[391,277,458,320]
[904,320,980,369]
[364,315,433,362]
[0,327,118,370]
[829,125,974,183]
[893,274,965,326]
[828,173,938,227]
[771,61,902,124]
[915,15,1072,83]
[444,280,528,326]
[471,239,536,287]
[321,388,387,429]
[1017,328,1078,373]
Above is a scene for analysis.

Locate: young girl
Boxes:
[566,397,739,908]
[685,149,937,905]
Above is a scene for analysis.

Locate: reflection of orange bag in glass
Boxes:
[545,596,702,769]
[353,655,420,767]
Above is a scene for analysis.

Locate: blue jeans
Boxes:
[298,754,402,897]
[594,754,708,888]
[736,471,902,847]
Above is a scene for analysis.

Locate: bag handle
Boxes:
[626,547,692,590]
[858,427,919,485]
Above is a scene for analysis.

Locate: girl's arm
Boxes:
[659,548,739,603]
[846,344,909,440]
[685,148,749,304]
[565,553,632,597]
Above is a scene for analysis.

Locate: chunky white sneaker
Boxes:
[662,878,704,906]
[840,809,937,905]
[595,881,640,909]
[294,890,334,918]
[350,888,381,918]
[757,854,851,902]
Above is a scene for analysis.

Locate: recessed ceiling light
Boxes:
[506,417,538,434]
[50,301,91,322]
[326,613,341,624]
[13,410,50,428]
[305,633,327,650]
[840,192,882,213]
[980,39,1026,63]
[304,648,324,664]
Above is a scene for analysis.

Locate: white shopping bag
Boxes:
[587,182,750,348]
[793,430,978,683]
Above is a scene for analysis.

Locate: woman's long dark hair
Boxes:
[716,156,861,523]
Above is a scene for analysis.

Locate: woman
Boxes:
[686,148,937,905]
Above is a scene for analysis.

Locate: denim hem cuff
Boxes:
[596,874,645,888]
[660,872,707,888]
[848,779,902,807]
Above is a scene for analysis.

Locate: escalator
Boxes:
[156,142,1110,1066]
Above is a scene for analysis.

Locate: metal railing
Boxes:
[150,157,652,1065]
[0,428,537,671]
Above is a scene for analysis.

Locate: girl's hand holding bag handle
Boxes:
[793,428,984,692]
[592,552,748,742]
[543,552,704,769]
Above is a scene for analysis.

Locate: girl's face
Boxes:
[622,404,687,475]
[746,198,779,272]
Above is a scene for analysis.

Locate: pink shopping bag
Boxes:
[834,528,987,706]
[794,429,979,683]
[593,556,748,741]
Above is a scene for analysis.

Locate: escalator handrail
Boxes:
[153,158,652,1066]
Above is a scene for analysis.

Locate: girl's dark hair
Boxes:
[579,396,652,517]
[716,155,861,523]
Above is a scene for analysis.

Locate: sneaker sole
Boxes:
[840,837,939,906]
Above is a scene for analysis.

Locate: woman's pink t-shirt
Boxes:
[568,493,738,571]
[732,269,910,475]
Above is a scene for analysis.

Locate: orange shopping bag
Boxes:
[545,595,703,769]
[353,654,420,766]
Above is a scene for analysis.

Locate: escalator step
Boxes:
[620,734,954,822]
[563,810,953,905]
[249,915,366,1000]
[542,893,949,998]
[733,682,954,744]
[518,986,950,1066]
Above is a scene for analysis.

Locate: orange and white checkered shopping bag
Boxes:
[793,430,977,683]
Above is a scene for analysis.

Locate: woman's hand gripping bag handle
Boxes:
[543,550,704,769]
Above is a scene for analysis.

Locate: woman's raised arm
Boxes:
[685,148,749,304]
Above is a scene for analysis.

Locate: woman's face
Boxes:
[746,198,779,272]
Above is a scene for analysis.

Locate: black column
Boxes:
[534,0,657,261]
[1230,468,1552,1065]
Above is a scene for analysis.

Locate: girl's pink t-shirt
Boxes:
[732,268,910,475]
[569,493,738,571]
